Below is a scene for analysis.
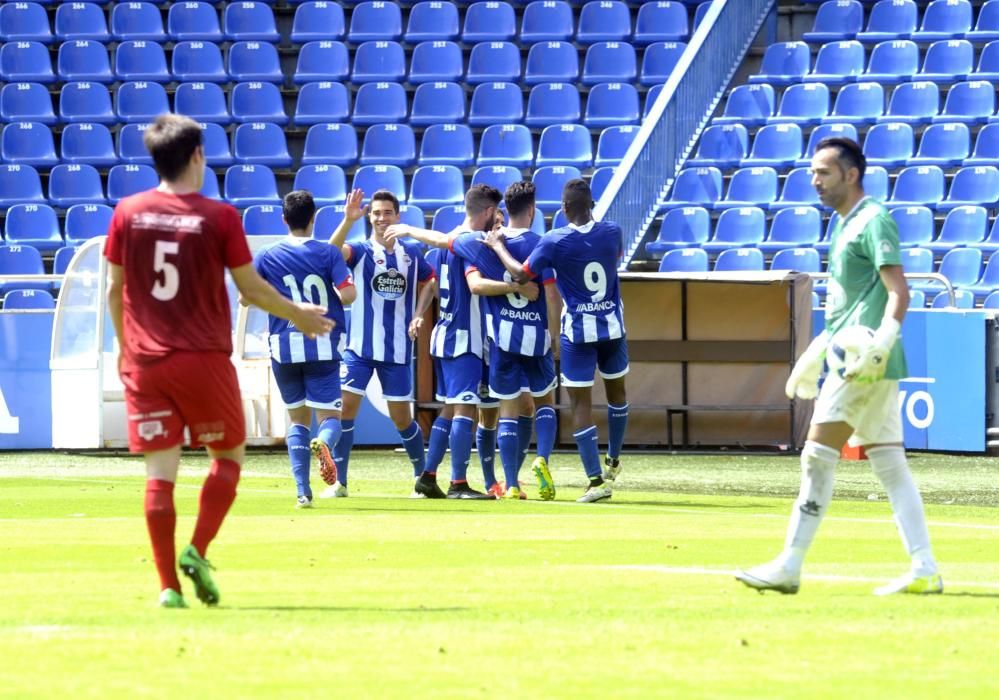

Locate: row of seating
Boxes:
[0,244,74,293]
[805,0,999,44]
[1,288,57,310]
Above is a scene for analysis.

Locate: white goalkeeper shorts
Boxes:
[811,375,903,447]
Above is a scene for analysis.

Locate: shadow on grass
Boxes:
[607,499,769,510]
[232,605,471,613]
[940,591,999,599]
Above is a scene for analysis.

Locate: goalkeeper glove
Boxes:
[785,331,829,400]
[844,317,900,384]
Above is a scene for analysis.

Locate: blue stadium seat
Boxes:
[408,40,463,84]
[646,206,710,255]
[0,245,46,294]
[0,165,45,208]
[972,39,999,82]
[111,2,165,42]
[401,204,428,231]
[769,83,829,125]
[352,164,407,203]
[891,205,934,247]
[713,83,775,126]
[967,123,999,165]
[410,81,466,126]
[918,247,983,293]
[900,246,934,279]
[1,122,57,169]
[231,81,288,125]
[117,123,153,165]
[409,165,464,209]
[223,2,279,42]
[469,82,525,127]
[419,124,473,168]
[862,39,918,84]
[863,165,890,202]
[466,42,521,84]
[302,123,358,166]
[926,205,987,254]
[242,205,286,236]
[823,81,884,125]
[965,252,999,299]
[594,125,636,168]
[224,164,281,206]
[525,83,580,127]
[909,122,969,167]
[115,41,170,82]
[661,166,723,211]
[200,163,220,202]
[582,42,637,85]
[933,80,995,124]
[714,168,778,210]
[471,166,521,198]
[360,123,417,168]
[59,81,114,124]
[172,41,228,83]
[912,0,973,42]
[878,80,940,124]
[803,40,865,85]
[294,81,350,125]
[60,122,117,167]
[930,288,975,308]
[431,205,467,235]
[350,1,403,42]
[713,247,764,272]
[228,41,283,83]
[688,124,748,169]
[476,124,533,168]
[107,164,158,203]
[584,82,640,127]
[116,81,169,123]
[1,82,56,125]
[760,206,821,254]
[293,41,349,84]
[4,203,62,253]
[406,1,459,43]
[0,41,55,83]
[770,168,820,210]
[640,41,686,86]
[463,3,517,43]
[174,82,230,124]
[315,205,367,244]
[864,122,914,167]
[3,288,55,309]
[887,165,945,208]
[858,0,917,43]
[49,164,106,207]
[969,1,999,42]
[57,40,114,83]
[55,2,110,41]
[984,289,999,308]
[804,1,864,43]
[742,124,802,168]
[1,3,53,43]
[293,164,348,206]
[577,0,631,44]
[352,82,407,125]
[972,215,999,253]
[351,41,406,83]
[772,248,822,277]
[658,248,708,273]
[168,3,223,42]
[233,122,292,168]
[938,166,999,210]
[535,124,592,168]
[201,123,234,167]
[797,122,858,166]
[645,84,665,119]
[524,41,578,85]
[533,165,582,209]
[749,42,810,86]
[520,1,574,43]
[918,39,973,83]
[634,2,688,45]
[291,2,345,43]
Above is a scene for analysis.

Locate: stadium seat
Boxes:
[410,81,466,126]
[291,2,345,43]
[796,122,858,166]
[171,41,228,83]
[466,42,521,84]
[909,122,970,167]
[3,203,62,253]
[878,81,940,124]
[200,123,233,168]
[965,252,999,299]
[912,0,973,42]
[577,0,631,44]
[228,41,283,83]
[301,123,358,166]
[199,166,221,201]
[294,41,350,84]
[858,0,917,43]
[48,164,106,207]
[0,165,45,208]
[0,245,47,294]
[823,81,884,125]
[408,40,463,84]
[917,39,973,83]
[769,83,829,126]
[972,40,999,82]
[116,123,153,165]
[661,166,722,210]
[55,2,110,41]
[930,288,975,308]
[1,122,57,169]
[646,206,710,255]
[803,40,865,86]
[646,85,666,120]
[749,42,810,86]
[351,41,406,83]
[742,124,802,168]
[984,289,999,308]
[864,122,914,168]
[520,1,574,43]
[471,165,522,196]
[937,166,999,211]
[972,215,999,253]
[349,1,403,42]
[431,205,467,235]
[0,41,55,84]
[477,125,533,168]
[770,168,821,210]
[224,164,281,206]
[408,165,464,209]
[770,247,821,274]
[111,2,165,42]
[525,83,580,127]
[315,205,367,244]
[107,164,158,204]
[405,1,459,43]
[524,41,578,86]
[900,246,934,279]
[463,3,516,43]
[1,82,57,125]
[223,2,279,42]
[114,41,170,82]
[242,205,286,236]
[594,125,637,168]
[293,164,347,206]
[714,170,778,211]
[969,1,999,42]
[535,124,592,168]
[294,81,350,126]
[713,247,764,272]
[640,41,686,86]
[233,123,292,168]
[926,205,987,255]
[115,81,169,124]
[1,3,53,43]
[658,248,708,273]
[891,205,934,247]
[887,166,945,208]
[862,40,919,84]
[966,123,999,166]
[933,80,995,124]
[60,122,117,167]
[804,1,864,43]
[584,82,640,127]
[352,164,407,203]
[918,247,983,293]
[634,2,688,45]
[3,288,55,310]
[863,165,890,202]
[419,124,473,168]
[59,82,114,124]
[360,123,417,168]
[174,82,230,124]
[352,82,407,125]
[688,124,749,169]
[582,42,637,85]
[57,40,113,83]
[713,84,775,127]
[231,82,288,125]
[470,83,524,127]
[533,166,582,209]
[760,206,821,254]
[167,2,223,42]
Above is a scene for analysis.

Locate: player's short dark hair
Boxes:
[370,189,400,214]
[815,136,866,181]
[562,178,594,213]
[283,190,316,231]
[142,114,203,182]
[504,181,536,219]
[465,183,502,214]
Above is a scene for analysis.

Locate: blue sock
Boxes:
[498,418,520,489]
[476,425,497,488]
[399,421,426,477]
[448,416,474,483]
[332,419,354,486]
[317,416,342,452]
[535,406,557,461]
[286,423,312,499]
[517,414,534,469]
[425,417,452,475]
[574,426,602,479]
[607,403,629,461]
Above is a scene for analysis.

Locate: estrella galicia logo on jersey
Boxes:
[372,268,407,300]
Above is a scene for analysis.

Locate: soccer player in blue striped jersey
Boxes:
[484,179,629,503]
[326,188,435,497]
[251,190,357,508]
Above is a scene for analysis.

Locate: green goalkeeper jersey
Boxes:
[824,196,907,380]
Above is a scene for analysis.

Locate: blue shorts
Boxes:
[559,336,630,387]
[341,349,413,402]
[434,353,495,406]
[488,344,557,400]
[271,359,342,411]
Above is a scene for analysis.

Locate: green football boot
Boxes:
[158,588,188,609]
[178,544,220,606]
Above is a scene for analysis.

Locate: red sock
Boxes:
[145,479,181,593]
[191,458,240,558]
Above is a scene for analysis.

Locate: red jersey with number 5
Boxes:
[104,189,253,365]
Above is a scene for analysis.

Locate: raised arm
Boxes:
[385,224,451,250]
[466,269,539,300]
[230,263,333,338]
[328,188,367,260]
[481,230,532,284]
[337,282,357,307]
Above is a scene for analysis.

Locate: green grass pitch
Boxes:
[1,450,997,699]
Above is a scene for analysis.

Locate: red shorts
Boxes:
[121,351,245,453]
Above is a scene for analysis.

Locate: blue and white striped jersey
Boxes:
[524,220,626,344]
[451,228,555,357]
[344,239,434,364]
[253,236,353,363]
[427,239,486,359]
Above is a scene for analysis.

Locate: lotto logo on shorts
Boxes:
[333,399,343,410]
[197,431,225,443]
[137,420,166,441]
[459,392,477,403]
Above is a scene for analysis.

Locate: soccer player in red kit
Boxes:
[105,115,333,608]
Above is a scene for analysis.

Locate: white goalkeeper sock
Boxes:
[867,445,937,577]
[775,440,839,573]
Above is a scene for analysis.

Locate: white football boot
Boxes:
[735,560,801,594]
